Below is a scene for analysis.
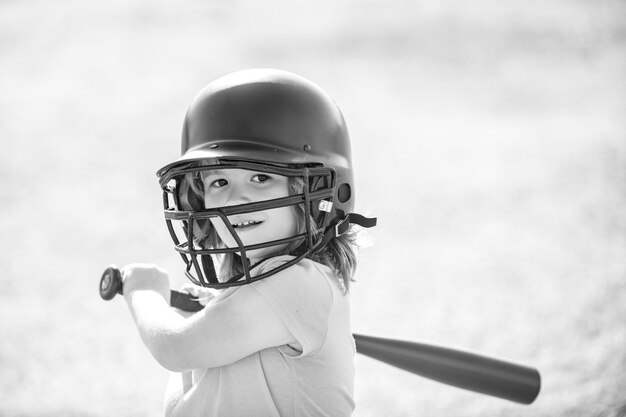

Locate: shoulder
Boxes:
[250,257,336,357]
[252,256,334,303]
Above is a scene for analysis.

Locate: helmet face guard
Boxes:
[159,159,337,288]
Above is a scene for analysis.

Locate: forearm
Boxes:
[125,289,187,370]
[123,271,298,372]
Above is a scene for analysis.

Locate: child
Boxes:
[121,69,376,417]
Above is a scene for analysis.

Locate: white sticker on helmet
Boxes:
[318,200,333,212]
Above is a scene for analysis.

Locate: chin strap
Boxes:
[317,213,377,249]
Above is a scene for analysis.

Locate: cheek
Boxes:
[282,206,300,235]
[263,207,299,239]
[204,193,226,209]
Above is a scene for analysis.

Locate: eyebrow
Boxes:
[201,169,226,178]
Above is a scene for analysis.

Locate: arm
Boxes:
[122,263,297,372]
[162,291,200,417]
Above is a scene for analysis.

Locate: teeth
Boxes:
[232,220,262,228]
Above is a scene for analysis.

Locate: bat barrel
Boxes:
[353,333,541,404]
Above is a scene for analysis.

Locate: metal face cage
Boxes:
[158,160,336,288]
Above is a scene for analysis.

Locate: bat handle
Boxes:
[99,265,123,300]
[99,265,204,312]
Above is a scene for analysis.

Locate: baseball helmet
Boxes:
[157,69,375,288]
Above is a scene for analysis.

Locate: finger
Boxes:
[178,283,200,297]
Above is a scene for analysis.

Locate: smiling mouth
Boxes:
[231,220,263,229]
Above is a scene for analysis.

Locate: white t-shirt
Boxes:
[173,256,355,417]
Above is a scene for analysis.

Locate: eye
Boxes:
[251,174,272,184]
[210,178,228,188]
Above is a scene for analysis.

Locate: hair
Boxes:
[184,171,359,293]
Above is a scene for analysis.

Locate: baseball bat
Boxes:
[100,266,540,404]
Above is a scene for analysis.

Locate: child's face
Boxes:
[202,168,298,263]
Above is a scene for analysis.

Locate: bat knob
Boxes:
[100,265,123,300]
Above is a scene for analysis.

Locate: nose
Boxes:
[224,183,252,207]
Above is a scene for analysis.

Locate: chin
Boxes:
[246,244,290,262]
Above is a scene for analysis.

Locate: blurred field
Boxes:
[1,0,625,416]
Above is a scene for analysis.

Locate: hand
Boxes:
[174,283,215,317]
[179,283,215,306]
[121,263,171,304]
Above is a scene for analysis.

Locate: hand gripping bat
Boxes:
[100,266,541,404]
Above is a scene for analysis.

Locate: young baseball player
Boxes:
[121,69,376,416]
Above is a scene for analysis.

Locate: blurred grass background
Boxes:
[1,0,625,416]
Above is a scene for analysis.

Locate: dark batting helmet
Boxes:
[157,69,375,288]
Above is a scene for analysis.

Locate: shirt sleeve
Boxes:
[249,257,334,357]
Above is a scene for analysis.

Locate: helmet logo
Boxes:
[318,200,333,213]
